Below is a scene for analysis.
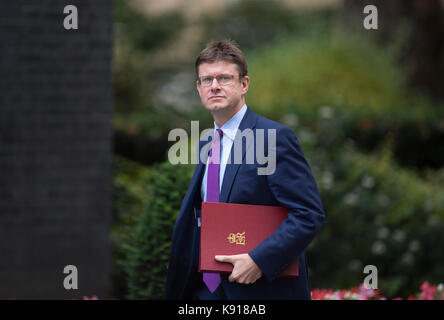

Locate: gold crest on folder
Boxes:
[227,232,246,246]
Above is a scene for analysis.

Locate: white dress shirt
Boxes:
[201,104,248,202]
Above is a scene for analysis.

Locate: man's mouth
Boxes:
[209,96,224,100]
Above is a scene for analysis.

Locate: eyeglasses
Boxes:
[198,74,236,87]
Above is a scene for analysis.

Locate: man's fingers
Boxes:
[229,274,256,284]
[215,255,238,282]
[215,254,261,284]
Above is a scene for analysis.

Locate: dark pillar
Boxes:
[0,0,112,299]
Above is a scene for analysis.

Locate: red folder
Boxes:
[199,202,299,277]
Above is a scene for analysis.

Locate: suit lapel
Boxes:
[220,107,258,203]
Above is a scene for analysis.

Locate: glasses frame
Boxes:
[198,74,242,87]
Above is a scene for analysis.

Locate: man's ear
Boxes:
[241,76,250,95]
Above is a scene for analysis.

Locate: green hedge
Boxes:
[120,161,194,299]
[276,103,444,171]
[301,136,444,298]
[111,155,151,298]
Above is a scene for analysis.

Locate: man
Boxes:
[165,40,325,300]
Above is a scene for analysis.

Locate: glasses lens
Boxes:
[217,74,233,85]
[200,76,213,86]
[199,74,234,86]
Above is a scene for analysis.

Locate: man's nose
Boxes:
[210,77,221,90]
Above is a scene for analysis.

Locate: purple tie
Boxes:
[203,128,223,293]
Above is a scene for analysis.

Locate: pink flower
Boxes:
[419,281,437,300]
[311,281,444,300]
[358,283,376,298]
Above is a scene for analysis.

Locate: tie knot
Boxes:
[216,128,223,137]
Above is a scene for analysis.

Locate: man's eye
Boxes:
[222,76,230,81]
[202,77,212,83]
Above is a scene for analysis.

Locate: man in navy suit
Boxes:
[165,40,325,300]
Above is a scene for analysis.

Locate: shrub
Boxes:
[302,135,444,298]
[246,31,409,120]
[111,155,151,298]
[120,161,193,299]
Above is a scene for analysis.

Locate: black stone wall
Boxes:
[0,1,112,299]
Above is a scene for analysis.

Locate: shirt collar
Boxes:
[214,104,248,141]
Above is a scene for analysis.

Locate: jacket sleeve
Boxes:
[248,126,325,282]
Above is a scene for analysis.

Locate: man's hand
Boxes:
[215,253,262,284]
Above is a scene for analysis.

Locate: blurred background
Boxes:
[112,0,444,300]
[1,0,443,300]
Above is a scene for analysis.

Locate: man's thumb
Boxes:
[215,255,232,263]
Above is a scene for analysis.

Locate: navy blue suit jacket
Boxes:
[164,106,325,300]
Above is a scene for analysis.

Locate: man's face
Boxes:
[196,60,249,115]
